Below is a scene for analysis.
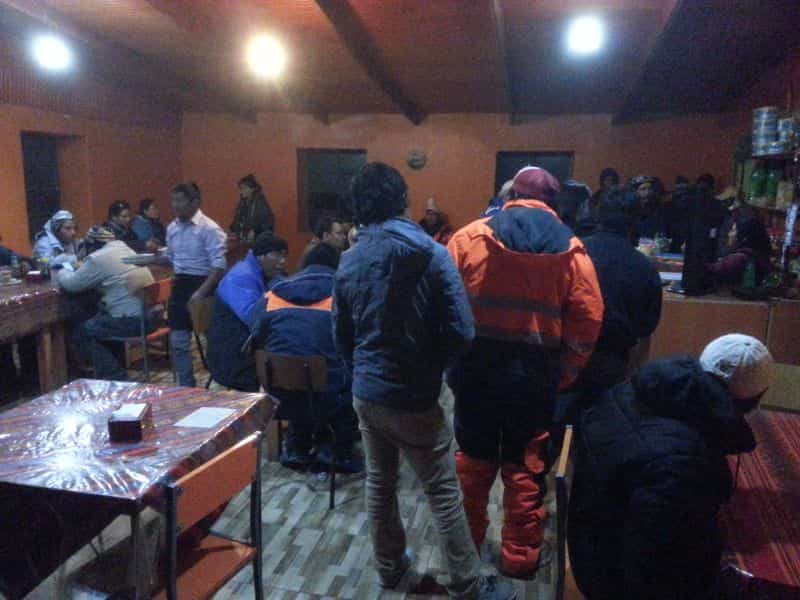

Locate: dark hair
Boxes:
[553,180,591,228]
[596,186,638,232]
[301,242,340,270]
[238,174,261,191]
[599,167,619,185]
[172,182,201,202]
[696,173,716,190]
[108,200,131,220]
[314,216,338,239]
[735,217,772,256]
[349,162,408,225]
[139,197,156,215]
[252,232,288,256]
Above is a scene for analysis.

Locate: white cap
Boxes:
[700,334,774,400]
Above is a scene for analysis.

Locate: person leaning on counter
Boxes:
[230,173,275,241]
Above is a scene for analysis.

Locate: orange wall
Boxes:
[181,111,745,260]
[0,103,181,255]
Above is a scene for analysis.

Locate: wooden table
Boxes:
[720,409,800,591]
[0,379,275,598]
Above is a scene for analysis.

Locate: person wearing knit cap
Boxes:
[55,225,155,380]
[207,232,288,392]
[32,209,80,268]
[447,164,602,578]
[568,334,773,600]
[419,197,454,245]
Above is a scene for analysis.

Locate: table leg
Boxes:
[37,323,68,392]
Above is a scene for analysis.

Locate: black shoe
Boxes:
[478,575,517,600]
[280,445,313,471]
[315,446,365,474]
[379,549,415,589]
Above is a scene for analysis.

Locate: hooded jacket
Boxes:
[332,217,474,411]
[568,357,756,600]
[448,200,603,391]
[32,212,80,267]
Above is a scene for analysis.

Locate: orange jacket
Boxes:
[447,199,603,389]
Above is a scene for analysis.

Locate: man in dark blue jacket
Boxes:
[568,334,774,600]
[207,233,287,391]
[250,243,361,474]
[333,162,515,599]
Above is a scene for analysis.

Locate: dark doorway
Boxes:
[495,151,574,194]
[297,149,367,232]
[21,133,62,242]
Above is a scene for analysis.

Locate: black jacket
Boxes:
[568,357,756,600]
[230,190,274,236]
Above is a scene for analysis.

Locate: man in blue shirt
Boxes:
[207,233,288,391]
[165,182,227,387]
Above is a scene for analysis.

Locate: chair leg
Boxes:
[143,339,150,383]
[194,332,208,370]
[328,424,336,510]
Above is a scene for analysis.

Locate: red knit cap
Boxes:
[511,166,560,200]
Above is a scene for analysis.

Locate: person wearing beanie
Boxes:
[568,334,774,600]
[249,242,363,474]
[55,225,155,380]
[230,173,275,240]
[32,209,81,268]
[207,232,288,392]
[419,197,454,245]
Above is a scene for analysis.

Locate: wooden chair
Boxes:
[188,296,215,389]
[254,350,337,510]
[157,432,264,600]
[555,424,584,600]
[115,278,172,382]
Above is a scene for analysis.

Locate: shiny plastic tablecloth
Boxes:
[0,379,274,504]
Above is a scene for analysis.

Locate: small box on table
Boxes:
[108,403,153,443]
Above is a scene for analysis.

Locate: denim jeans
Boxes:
[75,315,141,381]
[353,397,483,599]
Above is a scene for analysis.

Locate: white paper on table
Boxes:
[174,407,236,428]
[659,272,682,282]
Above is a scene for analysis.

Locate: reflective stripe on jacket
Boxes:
[447,199,603,389]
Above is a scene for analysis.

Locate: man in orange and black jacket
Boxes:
[447,166,603,579]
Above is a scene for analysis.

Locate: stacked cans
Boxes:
[752,106,778,156]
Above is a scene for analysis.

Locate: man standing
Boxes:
[568,335,773,600]
[333,162,515,599]
[207,233,288,391]
[447,166,603,579]
[165,182,227,387]
[56,226,154,380]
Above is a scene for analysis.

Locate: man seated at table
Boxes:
[251,243,363,474]
[207,233,288,392]
[0,239,37,396]
[32,209,81,268]
[56,226,155,380]
[568,334,774,600]
[299,216,348,267]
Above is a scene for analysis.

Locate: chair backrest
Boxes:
[169,432,261,532]
[555,424,575,600]
[189,296,216,335]
[255,350,327,393]
[143,278,172,308]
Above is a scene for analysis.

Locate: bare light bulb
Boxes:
[246,34,287,79]
[31,34,73,72]
[566,16,605,56]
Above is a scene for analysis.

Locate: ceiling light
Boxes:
[31,34,73,72]
[566,16,605,56]
[246,34,287,79]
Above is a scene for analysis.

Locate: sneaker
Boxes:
[280,445,313,471]
[380,548,415,589]
[315,446,365,474]
[478,575,517,600]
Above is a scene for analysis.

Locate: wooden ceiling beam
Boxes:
[314,0,425,125]
[0,0,258,121]
[490,0,519,124]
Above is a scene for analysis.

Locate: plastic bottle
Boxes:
[765,168,782,206]
[742,259,756,288]
[749,163,767,202]
[9,254,19,278]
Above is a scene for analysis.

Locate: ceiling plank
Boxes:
[612,0,680,125]
[490,0,517,123]
[0,0,258,121]
[314,0,425,125]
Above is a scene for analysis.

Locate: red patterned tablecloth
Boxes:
[720,409,800,590]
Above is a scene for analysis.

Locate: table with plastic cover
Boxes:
[0,379,275,599]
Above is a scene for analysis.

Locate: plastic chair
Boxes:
[555,425,584,600]
[254,350,337,510]
[157,432,264,600]
[188,296,215,389]
[113,279,172,382]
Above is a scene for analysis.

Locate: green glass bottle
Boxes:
[765,167,782,206]
[742,258,757,289]
[749,163,767,201]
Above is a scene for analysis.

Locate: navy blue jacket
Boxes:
[568,357,755,600]
[251,265,348,394]
[332,217,474,411]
